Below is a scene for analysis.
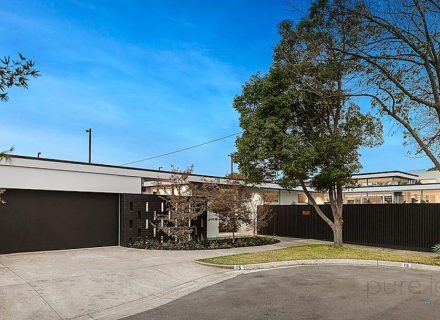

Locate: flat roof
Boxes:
[352,171,419,180]
[345,183,440,193]
[5,155,299,191]
[8,155,229,179]
[10,155,430,193]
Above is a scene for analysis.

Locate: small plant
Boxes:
[129,236,279,250]
[432,244,440,255]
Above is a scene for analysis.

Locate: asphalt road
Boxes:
[124,265,440,320]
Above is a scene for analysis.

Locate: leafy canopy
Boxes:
[233,11,382,192]
[0,53,39,102]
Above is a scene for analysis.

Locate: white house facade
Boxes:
[2,155,440,254]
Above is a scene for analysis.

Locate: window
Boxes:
[138,211,141,219]
[201,218,204,228]
[145,202,149,212]
[137,228,141,237]
[263,191,279,203]
[129,220,133,229]
[129,202,134,211]
[153,227,156,237]
[384,196,393,204]
[394,192,404,204]
[161,202,164,212]
[145,219,149,229]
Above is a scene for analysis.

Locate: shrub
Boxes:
[129,236,279,250]
[432,243,440,255]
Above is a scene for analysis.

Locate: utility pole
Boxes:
[228,154,233,177]
[37,152,41,158]
[86,128,92,163]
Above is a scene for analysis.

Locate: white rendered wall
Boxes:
[279,190,299,204]
[0,165,141,194]
[206,211,220,238]
[206,191,302,238]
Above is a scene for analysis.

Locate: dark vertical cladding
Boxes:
[259,204,440,252]
[120,194,207,247]
[0,189,119,254]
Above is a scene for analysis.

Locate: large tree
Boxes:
[0,52,39,203]
[0,53,39,102]
[233,0,382,247]
[337,0,440,169]
[0,52,39,160]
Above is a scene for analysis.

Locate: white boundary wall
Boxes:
[0,157,142,194]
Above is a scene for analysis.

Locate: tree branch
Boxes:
[300,180,334,230]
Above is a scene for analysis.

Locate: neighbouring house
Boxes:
[1,155,439,254]
[302,170,440,204]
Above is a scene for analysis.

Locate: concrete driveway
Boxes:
[125,265,440,320]
[0,237,307,320]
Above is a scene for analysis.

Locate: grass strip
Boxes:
[198,244,440,266]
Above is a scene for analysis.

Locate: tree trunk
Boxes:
[253,215,257,237]
[329,184,344,248]
[299,181,345,248]
[332,218,343,248]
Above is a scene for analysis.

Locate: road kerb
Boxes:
[195,259,440,272]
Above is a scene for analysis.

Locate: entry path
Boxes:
[0,237,311,320]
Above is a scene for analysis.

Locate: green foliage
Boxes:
[0,147,14,204]
[233,0,382,193]
[432,244,440,255]
[129,236,280,250]
[0,146,14,162]
[0,53,39,101]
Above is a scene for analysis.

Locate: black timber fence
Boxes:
[258,204,440,252]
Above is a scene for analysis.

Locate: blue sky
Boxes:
[0,0,434,175]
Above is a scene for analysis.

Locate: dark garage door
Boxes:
[0,189,119,254]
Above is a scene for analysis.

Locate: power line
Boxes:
[120,132,242,166]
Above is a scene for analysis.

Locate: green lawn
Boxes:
[198,244,440,266]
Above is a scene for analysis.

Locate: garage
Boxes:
[0,189,119,254]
